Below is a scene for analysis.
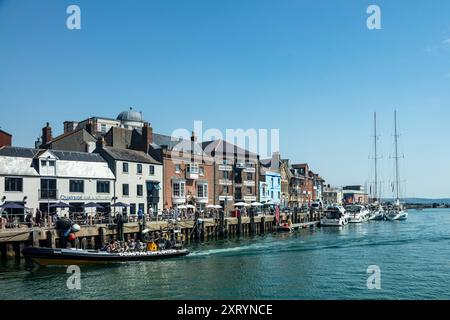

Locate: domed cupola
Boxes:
[117,107,144,122]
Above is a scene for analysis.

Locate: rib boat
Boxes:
[22,246,190,266]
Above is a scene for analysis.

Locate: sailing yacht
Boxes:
[386,110,408,221]
[368,112,385,221]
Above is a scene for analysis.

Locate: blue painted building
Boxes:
[260,155,282,205]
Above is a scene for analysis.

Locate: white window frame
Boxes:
[172,181,186,198]
[197,183,208,199]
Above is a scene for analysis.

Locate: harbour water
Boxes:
[1,208,449,300]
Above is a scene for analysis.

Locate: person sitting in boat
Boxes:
[128,239,136,252]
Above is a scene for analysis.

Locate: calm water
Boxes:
[1,208,450,300]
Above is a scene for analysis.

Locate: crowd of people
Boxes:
[101,239,147,253]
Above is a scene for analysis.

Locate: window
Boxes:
[271,191,274,199]
[138,203,145,214]
[40,179,57,199]
[149,165,155,175]
[187,164,199,174]
[69,180,84,193]
[137,184,143,197]
[41,160,47,167]
[122,162,129,173]
[247,187,253,194]
[199,166,205,176]
[197,183,208,198]
[101,124,107,133]
[247,172,253,180]
[278,191,281,199]
[223,171,229,180]
[223,186,229,194]
[123,184,129,196]
[5,178,23,192]
[137,164,143,174]
[48,161,55,167]
[172,181,186,198]
[235,187,242,200]
[175,164,181,173]
[97,181,110,193]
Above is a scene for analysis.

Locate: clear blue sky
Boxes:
[1,0,449,198]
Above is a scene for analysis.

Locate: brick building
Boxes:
[151,133,214,211]
[201,140,260,213]
[0,129,12,148]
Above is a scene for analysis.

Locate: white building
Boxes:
[95,145,163,215]
[0,146,115,220]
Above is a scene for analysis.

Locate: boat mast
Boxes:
[394,110,400,203]
[374,112,378,202]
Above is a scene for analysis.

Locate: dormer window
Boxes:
[49,161,55,167]
[41,160,47,167]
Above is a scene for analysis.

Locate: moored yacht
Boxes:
[386,110,408,221]
[369,203,385,221]
[345,205,369,223]
[320,205,348,227]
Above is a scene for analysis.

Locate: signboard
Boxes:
[60,195,111,201]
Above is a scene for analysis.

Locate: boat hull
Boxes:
[22,247,190,266]
[386,211,408,221]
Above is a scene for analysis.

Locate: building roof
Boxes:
[100,147,161,165]
[201,140,258,159]
[153,133,204,156]
[46,128,96,145]
[0,146,106,163]
[0,129,12,137]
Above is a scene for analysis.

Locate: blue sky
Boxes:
[1,0,450,198]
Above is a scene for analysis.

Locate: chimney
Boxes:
[41,122,52,147]
[142,122,153,153]
[85,120,93,135]
[96,137,105,150]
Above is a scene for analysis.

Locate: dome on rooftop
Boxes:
[117,108,144,122]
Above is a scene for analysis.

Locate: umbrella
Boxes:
[0,202,25,209]
[251,202,263,207]
[49,202,72,209]
[206,205,216,209]
[178,205,187,210]
[110,202,130,207]
[83,202,105,209]
[83,202,105,223]
[264,200,275,205]
[234,202,250,207]
[186,205,196,209]
[214,205,223,209]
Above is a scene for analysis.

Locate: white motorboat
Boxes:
[320,205,348,227]
[345,205,369,223]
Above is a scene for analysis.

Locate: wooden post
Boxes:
[12,242,21,259]
[260,216,265,234]
[98,227,107,247]
[237,213,242,236]
[218,210,225,238]
[0,243,7,261]
[250,209,255,235]
[47,230,56,248]
[32,229,40,247]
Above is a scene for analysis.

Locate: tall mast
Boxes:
[394,110,400,202]
[374,112,378,202]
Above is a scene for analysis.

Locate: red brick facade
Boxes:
[0,130,12,148]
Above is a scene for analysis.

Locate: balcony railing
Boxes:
[39,189,58,200]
